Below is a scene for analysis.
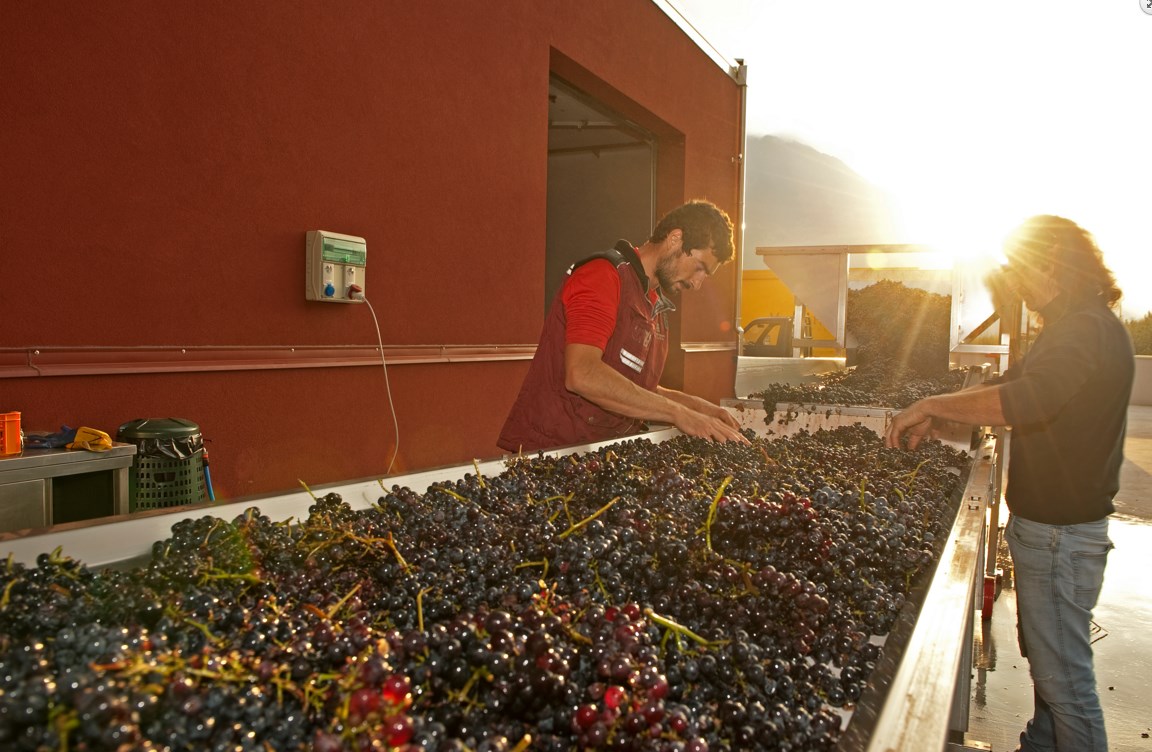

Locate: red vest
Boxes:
[498,242,672,453]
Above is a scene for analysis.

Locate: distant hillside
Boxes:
[742,135,899,265]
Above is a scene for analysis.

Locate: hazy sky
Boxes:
[664,0,1152,318]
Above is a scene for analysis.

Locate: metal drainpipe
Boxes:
[730,59,748,358]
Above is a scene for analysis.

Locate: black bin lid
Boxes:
[117,418,201,440]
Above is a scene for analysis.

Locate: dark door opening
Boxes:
[545,77,656,311]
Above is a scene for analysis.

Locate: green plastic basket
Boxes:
[117,418,206,512]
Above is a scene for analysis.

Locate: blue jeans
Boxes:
[1005,514,1112,752]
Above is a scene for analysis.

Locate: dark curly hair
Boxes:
[1006,215,1122,308]
[649,200,735,263]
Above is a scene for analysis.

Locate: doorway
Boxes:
[544,77,656,311]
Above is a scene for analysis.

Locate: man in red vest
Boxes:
[499,200,748,453]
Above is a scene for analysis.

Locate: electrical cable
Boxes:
[357,294,400,475]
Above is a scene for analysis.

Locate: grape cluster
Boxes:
[845,279,953,378]
[753,279,967,418]
[0,425,968,751]
[754,361,969,418]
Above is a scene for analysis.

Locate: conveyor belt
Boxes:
[0,418,997,751]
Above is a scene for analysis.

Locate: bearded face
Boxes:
[654,244,720,295]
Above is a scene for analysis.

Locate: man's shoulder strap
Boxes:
[568,245,629,275]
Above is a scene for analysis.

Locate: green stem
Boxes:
[1,577,20,609]
[384,532,412,574]
[416,586,433,632]
[644,608,718,647]
[203,518,222,547]
[558,497,619,540]
[183,617,222,646]
[326,582,363,620]
[198,571,263,585]
[902,459,930,492]
[514,559,550,579]
[435,485,471,504]
[449,667,488,707]
[705,476,734,552]
[590,561,609,600]
[49,705,79,752]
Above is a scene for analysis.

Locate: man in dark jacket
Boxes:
[887,215,1133,752]
[499,200,748,453]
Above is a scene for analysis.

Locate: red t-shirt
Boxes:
[561,260,619,350]
[561,257,657,350]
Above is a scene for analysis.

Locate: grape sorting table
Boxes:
[0,411,999,752]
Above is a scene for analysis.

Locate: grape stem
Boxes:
[448,667,488,708]
[514,559,549,579]
[416,586,433,632]
[182,617,223,647]
[49,704,80,747]
[900,459,930,492]
[590,560,609,599]
[704,476,734,552]
[433,485,472,504]
[557,497,619,540]
[197,570,263,586]
[326,582,363,620]
[384,531,412,574]
[1,577,19,609]
[644,608,719,647]
[203,518,223,547]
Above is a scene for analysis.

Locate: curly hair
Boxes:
[1006,215,1122,308]
[649,200,735,263]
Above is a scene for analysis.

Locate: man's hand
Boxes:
[709,404,743,432]
[672,404,750,445]
[886,414,936,450]
[886,398,936,450]
[886,386,1007,450]
[564,344,749,445]
[656,387,749,444]
[679,392,744,432]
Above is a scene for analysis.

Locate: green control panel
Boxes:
[306,230,367,303]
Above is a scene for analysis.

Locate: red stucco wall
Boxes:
[0,1,743,502]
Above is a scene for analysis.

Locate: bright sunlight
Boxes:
[665,0,1152,318]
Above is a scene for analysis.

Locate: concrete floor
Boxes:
[966,406,1152,751]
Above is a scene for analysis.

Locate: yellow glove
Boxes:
[67,427,113,452]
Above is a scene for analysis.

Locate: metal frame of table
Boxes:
[0,442,137,530]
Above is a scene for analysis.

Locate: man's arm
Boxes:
[655,385,743,431]
[885,384,1008,450]
[565,343,748,444]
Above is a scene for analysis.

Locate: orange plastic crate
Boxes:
[0,412,20,454]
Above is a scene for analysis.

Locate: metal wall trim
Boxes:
[681,341,737,353]
[0,345,537,379]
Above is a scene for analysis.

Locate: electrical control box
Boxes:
[306,231,366,303]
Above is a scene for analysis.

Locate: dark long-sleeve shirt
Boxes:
[997,294,1134,525]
